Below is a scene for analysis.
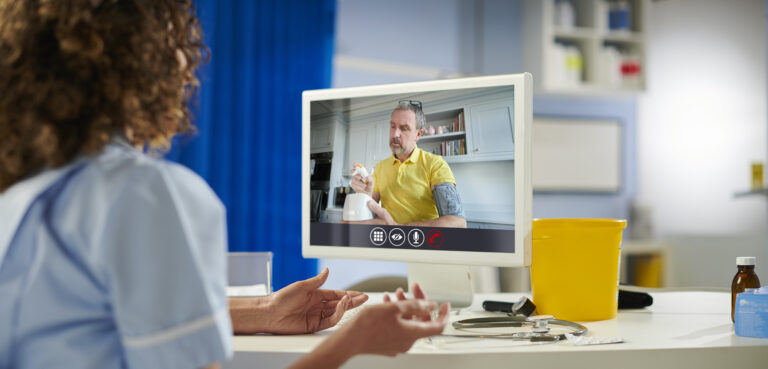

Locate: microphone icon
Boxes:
[408,229,424,247]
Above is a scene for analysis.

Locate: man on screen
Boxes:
[350,100,467,228]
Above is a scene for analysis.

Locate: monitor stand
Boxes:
[407,263,474,309]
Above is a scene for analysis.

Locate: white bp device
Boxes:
[342,193,374,221]
[342,164,374,221]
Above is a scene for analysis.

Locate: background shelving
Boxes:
[523,0,648,94]
[420,109,468,158]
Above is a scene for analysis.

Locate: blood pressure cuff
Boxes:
[433,182,465,218]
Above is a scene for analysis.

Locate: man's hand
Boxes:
[349,163,374,196]
[256,268,368,334]
[366,200,397,225]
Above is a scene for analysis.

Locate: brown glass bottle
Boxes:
[731,256,761,322]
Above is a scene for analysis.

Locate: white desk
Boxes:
[226,291,768,369]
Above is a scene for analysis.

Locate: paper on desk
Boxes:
[227,284,269,297]
[565,333,624,345]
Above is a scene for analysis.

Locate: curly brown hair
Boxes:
[0,0,208,192]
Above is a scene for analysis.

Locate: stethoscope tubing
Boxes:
[446,316,588,341]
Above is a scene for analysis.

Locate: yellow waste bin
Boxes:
[531,218,627,321]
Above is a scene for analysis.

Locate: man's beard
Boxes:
[390,138,406,155]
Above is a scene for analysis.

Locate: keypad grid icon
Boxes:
[372,230,384,242]
[369,227,386,246]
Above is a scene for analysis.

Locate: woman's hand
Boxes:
[265,268,368,334]
[339,297,450,357]
[230,268,368,335]
[286,283,450,369]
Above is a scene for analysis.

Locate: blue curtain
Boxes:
[167,0,335,289]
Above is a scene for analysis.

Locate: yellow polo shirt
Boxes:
[373,146,456,224]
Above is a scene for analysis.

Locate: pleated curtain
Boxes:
[167,0,335,288]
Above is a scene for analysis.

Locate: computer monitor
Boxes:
[302,73,532,307]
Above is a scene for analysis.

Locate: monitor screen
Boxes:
[302,74,531,268]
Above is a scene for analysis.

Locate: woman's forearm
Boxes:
[286,329,358,369]
[229,297,272,334]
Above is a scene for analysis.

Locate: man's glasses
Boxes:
[398,99,423,111]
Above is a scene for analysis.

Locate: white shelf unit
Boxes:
[419,108,468,159]
[523,0,648,94]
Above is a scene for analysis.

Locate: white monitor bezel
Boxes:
[302,73,532,267]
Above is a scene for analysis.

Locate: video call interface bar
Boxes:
[310,223,515,253]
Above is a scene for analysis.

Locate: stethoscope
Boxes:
[445,315,588,342]
[437,297,589,342]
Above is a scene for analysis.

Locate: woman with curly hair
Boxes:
[0,1,448,368]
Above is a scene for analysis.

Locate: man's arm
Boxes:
[404,214,466,228]
[366,203,465,227]
[365,182,467,228]
[406,182,466,228]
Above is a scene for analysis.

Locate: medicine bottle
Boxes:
[731,256,761,322]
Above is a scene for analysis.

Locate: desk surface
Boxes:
[226,291,768,369]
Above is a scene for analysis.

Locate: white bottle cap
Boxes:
[736,256,756,266]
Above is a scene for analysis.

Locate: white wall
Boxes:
[333,0,471,87]
[452,160,515,216]
[637,0,767,282]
